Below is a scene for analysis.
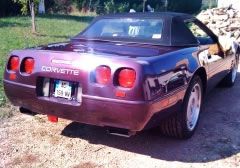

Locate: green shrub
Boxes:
[167,0,202,14]
[50,0,72,14]
[102,0,129,14]
[104,0,116,13]
[117,2,129,13]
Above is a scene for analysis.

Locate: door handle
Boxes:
[208,54,212,59]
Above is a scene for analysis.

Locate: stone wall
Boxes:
[218,0,240,10]
[197,7,240,43]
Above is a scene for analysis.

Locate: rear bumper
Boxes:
[4,79,185,131]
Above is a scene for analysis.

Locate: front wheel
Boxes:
[160,75,203,139]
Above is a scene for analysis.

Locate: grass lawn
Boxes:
[0,14,93,118]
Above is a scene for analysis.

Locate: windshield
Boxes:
[80,18,164,41]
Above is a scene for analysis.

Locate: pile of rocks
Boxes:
[197,6,240,43]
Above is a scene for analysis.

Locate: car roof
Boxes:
[74,12,201,47]
[99,12,193,20]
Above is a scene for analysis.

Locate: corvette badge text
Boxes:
[41,66,80,76]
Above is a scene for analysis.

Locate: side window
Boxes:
[186,22,214,45]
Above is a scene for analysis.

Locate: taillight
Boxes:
[8,56,19,71]
[118,68,136,88]
[95,66,111,84]
[22,58,35,74]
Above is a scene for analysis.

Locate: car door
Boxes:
[185,20,229,90]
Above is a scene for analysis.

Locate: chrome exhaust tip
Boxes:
[107,128,136,138]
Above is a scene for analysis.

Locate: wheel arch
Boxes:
[191,67,207,96]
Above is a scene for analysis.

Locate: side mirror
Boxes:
[208,44,224,57]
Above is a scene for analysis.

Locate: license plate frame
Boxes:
[54,80,73,99]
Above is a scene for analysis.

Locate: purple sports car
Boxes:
[4,12,239,139]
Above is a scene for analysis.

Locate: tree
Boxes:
[14,0,39,33]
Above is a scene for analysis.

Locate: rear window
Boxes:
[81,18,163,41]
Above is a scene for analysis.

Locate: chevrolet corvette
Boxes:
[3,12,239,139]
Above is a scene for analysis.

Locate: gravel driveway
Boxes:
[0,71,240,168]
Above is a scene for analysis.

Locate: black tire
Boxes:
[160,75,203,139]
[220,54,239,87]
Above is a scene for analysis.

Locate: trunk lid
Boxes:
[39,40,182,58]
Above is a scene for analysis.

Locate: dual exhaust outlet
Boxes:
[19,107,135,137]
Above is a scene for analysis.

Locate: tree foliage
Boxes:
[167,0,202,14]
[14,0,39,33]
[48,0,72,14]
[1,0,203,17]
[14,0,39,14]
[21,0,202,15]
[95,0,165,14]
[102,0,202,14]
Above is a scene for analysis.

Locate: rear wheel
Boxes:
[160,75,203,139]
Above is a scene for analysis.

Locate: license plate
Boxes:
[54,80,72,99]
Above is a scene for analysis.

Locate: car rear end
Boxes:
[3,49,155,133]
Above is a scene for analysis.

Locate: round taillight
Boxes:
[8,56,19,71]
[118,68,136,88]
[23,58,35,74]
[95,66,111,85]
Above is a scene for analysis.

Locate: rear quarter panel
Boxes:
[138,47,202,101]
